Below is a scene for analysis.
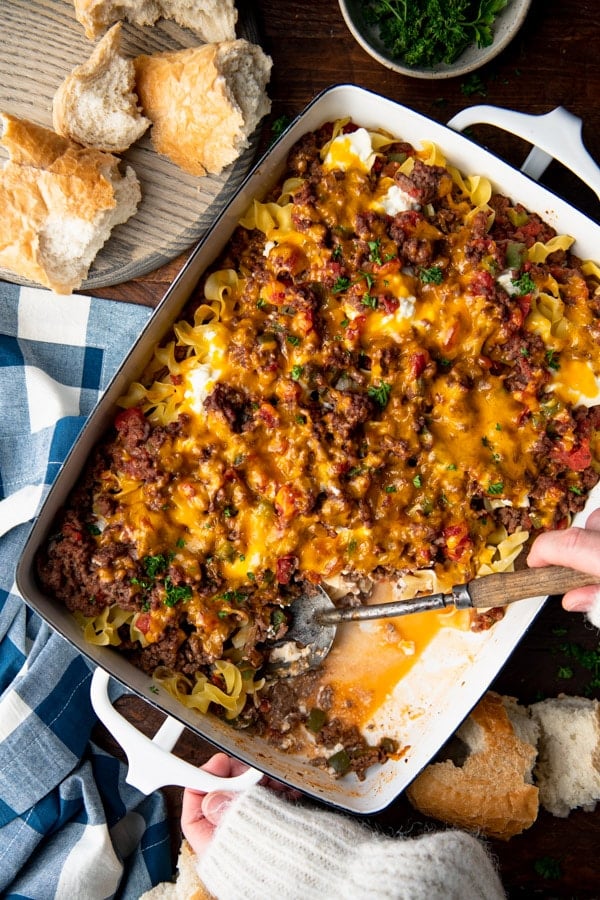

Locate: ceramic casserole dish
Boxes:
[16,85,600,813]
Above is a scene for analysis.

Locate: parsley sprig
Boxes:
[363,0,509,68]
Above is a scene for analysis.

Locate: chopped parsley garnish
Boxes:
[512,272,536,295]
[545,349,560,370]
[290,364,304,380]
[222,589,249,604]
[164,578,192,607]
[286,334,302,347]
[368,239,382,264]
[271,608,287,628]
[368,380,392,407]
[269,114,292,144]
[359,270,376,289]
[332,276,351,293]
[361,293,378,309]
[412,474,423,488]
[419,265,443,284]
[132,550,192,608]
[362,0,508,67]
[144,553,172,579]
[461,73,487,97]
[533,857,562,880]
[557,666,574,680]
[487,481,504,495]
[555,639,600,695]
[86,523,101,536]
[348,465,367,477]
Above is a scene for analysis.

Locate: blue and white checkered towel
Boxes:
[0,282,173,899]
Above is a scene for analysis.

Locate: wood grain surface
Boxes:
[6,0,600,894]
[0,0,261,288]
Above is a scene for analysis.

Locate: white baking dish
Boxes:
[16,86,600,813]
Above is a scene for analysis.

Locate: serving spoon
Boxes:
[266,565,599,678]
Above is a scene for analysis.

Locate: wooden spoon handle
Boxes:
[468,565,599,608]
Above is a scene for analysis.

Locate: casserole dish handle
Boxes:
[447,105,600,198]
[90,668,263,794]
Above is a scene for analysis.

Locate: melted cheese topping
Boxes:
[61,122,600,736]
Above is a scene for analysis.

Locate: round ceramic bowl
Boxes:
[338,0,532,80]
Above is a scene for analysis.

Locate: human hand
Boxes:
[181,752,301,859]
[527,508,600,612]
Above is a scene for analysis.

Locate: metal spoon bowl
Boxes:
[265,565,600,678]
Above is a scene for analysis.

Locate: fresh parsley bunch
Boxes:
[363,0,509,68]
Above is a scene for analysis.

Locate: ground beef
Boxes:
[394,159,451,205]
[127,626,182,673]
[203,383,255,433]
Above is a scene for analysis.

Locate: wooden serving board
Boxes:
[0,0,262,290]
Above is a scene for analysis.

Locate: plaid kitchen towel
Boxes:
[0,282,173,899]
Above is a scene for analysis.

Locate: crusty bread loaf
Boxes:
[139,840,213,900]
[73,0,237,43]
[406,692,540,840]
[53,23,149,153]
[530,694,600,817]
[134,39,272,177]
[0,113,140,294]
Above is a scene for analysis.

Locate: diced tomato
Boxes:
[345,315,366,344]
[517,294,532,318]
[552,441,593,471]
[443,523,473,562]
[469,270,495,297]
[258,403,280,429]
[114,406,146,431]
[62,522,83,542]
[276,554,298,584]
[409,351,429,379]
[135,613,151,634]
[380,295,399,314]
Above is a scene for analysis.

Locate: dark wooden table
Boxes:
[85,1,600,894]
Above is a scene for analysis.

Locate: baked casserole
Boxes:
[36,119,600,779]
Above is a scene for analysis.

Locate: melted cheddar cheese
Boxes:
[38,121,600,774]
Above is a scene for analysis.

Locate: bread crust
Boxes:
[0,113,140,294]
[139,840,213,899]
[73,0,237,43]
[406,692,539,840]
[134,40,271,177]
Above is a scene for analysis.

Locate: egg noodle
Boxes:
[37,119,600,777]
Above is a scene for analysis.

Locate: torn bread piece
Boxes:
[406,692,540,840]
[0,114,141,294]
[530,695,600,817]
[73,0,237,43]
[139,840,212,899]
[53,23,149,153]
[134,39,272,177]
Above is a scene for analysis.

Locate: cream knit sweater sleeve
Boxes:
[197,785,506,900]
